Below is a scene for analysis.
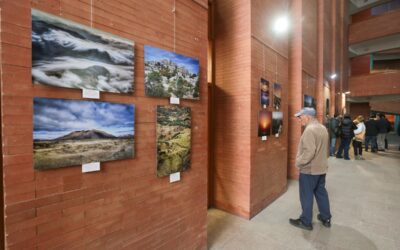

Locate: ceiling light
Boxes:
[330,74,337,79]
[344,91,351,95]
[273,16,289,34]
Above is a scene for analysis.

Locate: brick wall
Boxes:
[349,9,400,44]
[1,0,208,249]
[351,55,371,76]
[213,0,252,218]
[250,0,289,218]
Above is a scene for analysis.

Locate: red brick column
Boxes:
[288,0,303,180]
[316,0,324,122]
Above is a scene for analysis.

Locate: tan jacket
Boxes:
[296,120,329,175]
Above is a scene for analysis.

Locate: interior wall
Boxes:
[1,0,208,249]
[250,0,289,218]
[213,0,252,218]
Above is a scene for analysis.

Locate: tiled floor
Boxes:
[208,149,400,250]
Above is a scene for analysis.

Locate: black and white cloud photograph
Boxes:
[32,9,134,94]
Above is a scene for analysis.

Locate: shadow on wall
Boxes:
[305,224,377,250]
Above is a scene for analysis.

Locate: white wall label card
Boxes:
[82,162,100,173]
[170,172,181,183]
[275,133,279,138]
[82,89,100,99]
[263,105,267,109]
[170,97,180,105]
[261,136,267,141]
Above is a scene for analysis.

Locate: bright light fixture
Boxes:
[273,16,289,34]
[330,74,337,79]
[344,91,351,95]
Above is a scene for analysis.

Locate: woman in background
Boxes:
[353,115,366,160]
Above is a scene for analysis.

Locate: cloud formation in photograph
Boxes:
[34,98,135,140]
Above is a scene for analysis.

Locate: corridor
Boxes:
[208,149,400,250]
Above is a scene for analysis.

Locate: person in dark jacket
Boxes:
[327,113,340,156]
[336,114,356,160]
[377,114,389,151]
[365,115,379,152]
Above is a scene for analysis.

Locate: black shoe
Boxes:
[336,156,343,159]
[289,218,313,231]
[317,214,331,228]
[344,157,350,160]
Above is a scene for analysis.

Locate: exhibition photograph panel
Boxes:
[303,94,316,109]
[32,9,135,94]
[260,78,270,107]
[145,45,200,100]
[33,97,135,170]
[272,111,283,136]
[258,110,272,137]
[156,105,191,177]
[273,83,282,110]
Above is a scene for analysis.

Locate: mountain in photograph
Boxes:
[32,9,134,94]
[54,129,118,141]
[145,45,200,100]
[33,97,135,170]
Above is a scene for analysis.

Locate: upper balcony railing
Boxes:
[352,0,400,23]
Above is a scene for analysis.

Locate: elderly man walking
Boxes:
[289,108,332,230]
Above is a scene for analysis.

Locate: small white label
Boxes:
[261,136,267,141]
[170,97,180,105]
[170,172,181,183]
[82,89,100,99]
[263,105,267,109]
[275,133,279,138]
[82,162,100,173]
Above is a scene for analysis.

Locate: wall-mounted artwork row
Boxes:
[258,110,272,137]
[272,112,283,137]
[145,45,200,100]
[273,83,282,110]
[33,98,135,170]
[260,78,270,108]
[304,94,316,109]
[32,9,134,94]
[156,105,191,177]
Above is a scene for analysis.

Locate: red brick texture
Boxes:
[250,0,289,218]
[213,0,289,219]
[349,71,400,97]
[351,55,371,76]
[349,9,400,45]
[1,0,208,249]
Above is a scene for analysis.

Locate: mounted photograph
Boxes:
[33,98,135,170]
[273,83,282,110]
[145,45,200,100]
[156,105,191,177]
[32,9,134,94]
[260,78,270,108]
[272,111,283,137]
[258,110,272,137]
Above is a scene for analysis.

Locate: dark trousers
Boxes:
[336,138,351,159]
[365,136,377,151]
[353,140,362,156]
[299,173,331,225]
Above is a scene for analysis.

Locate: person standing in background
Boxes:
[328,113,340,157]
[336,114,356,160]
[365,115,379,153]
[353,116,366,160]
[377,114,389,151]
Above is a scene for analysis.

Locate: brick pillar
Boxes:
[288,0,302,180]
[330,0,337,116]
[316,0,324,122]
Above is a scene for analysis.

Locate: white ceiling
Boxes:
[348,34,400,57]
